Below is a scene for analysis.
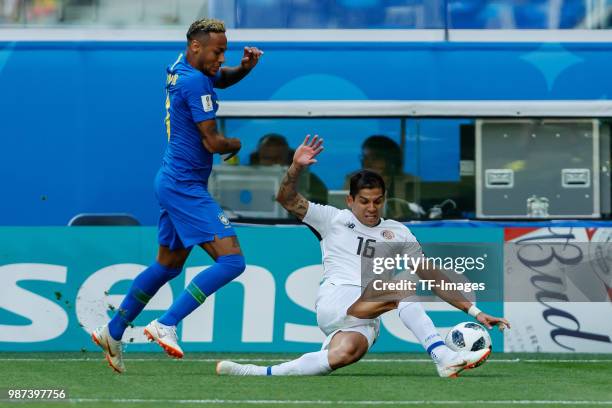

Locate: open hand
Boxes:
[293,134,324,168]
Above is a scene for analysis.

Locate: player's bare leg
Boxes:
[346,277,408,319]
[347,299,398,319]
[326,331,369,369]
[157,245,191,269]
[147,235,245,359]
[200,234,243,259]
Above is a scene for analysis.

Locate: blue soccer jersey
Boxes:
[162,53,221,183]
[155,53,235,250]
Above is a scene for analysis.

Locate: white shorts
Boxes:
[315,282,380,350]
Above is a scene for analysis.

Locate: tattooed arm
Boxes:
[276,135,324,220]
[277,164,309,219]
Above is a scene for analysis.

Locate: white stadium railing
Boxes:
[216,100,612,118]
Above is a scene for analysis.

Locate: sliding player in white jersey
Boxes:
[217,135,510,378]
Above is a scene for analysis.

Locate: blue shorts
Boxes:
[155,169,236,250]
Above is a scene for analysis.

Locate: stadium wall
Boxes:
[1,39,612,225]
[1,225,610,353]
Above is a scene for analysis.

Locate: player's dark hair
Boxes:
[361,135,402,174]
[258,133,289,149]
[349,170,386,198]
[186,18,226,42]
[249,133,293,165]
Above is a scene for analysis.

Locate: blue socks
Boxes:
[108,262,181,340]
[158,254,245,326]
[107,255,245,339]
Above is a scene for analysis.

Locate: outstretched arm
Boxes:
[349,264,511,330]
[416,265,511,330]
[276,135,324,220]
[215,47,263,89]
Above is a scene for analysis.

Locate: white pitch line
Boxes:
[0,358,433,363]
[66,398,612,405]
[522,359,612,363]
[0,357,611,363]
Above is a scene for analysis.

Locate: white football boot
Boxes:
[91,325,125,374]
[216,360,267,376]
[436,348,491,378]
[144,320,184,358]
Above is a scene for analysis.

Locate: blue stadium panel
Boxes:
[447,0,588,29]
[234,0,446,29]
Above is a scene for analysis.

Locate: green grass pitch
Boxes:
[1,352,611,408]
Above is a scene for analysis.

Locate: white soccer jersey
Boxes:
[303,202,422,287]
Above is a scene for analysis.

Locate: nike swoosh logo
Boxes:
[105,338,115,357]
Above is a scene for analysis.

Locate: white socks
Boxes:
[268,350,332,376]
[398,301,453,363]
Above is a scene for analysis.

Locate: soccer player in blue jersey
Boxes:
[91,18,263,373]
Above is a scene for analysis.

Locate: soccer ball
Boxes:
[445,322,492,352]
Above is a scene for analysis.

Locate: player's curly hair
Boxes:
[186,18,226,41]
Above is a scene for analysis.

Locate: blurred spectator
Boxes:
[250,133,328,204]
[249,133,292,166]
[26,0,57,24]
[345,135,421,220]
[1,0,21,23]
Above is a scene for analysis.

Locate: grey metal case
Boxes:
[476,119,601,219]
